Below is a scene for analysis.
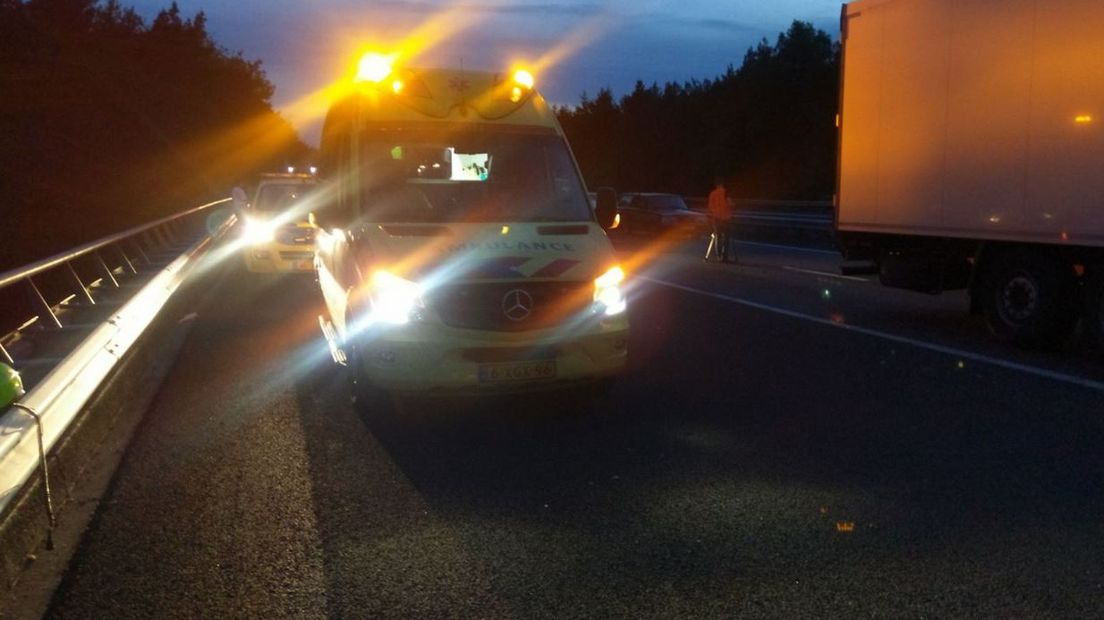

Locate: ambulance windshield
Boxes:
[254,183,317,214]
[358,128,592,223]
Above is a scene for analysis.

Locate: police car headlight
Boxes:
[370,270,425,325]
[594,265,627,316]
[243,216,275,244]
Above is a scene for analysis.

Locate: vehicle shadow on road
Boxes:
[289,269,1104,617]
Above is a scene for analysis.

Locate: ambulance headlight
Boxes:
[370,270,424,325]
[242,216,275,244]
[593,265,627,316]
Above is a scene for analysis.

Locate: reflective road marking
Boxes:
[644,277,1104,394]
[733,240,841,256]
[782,266,869,282]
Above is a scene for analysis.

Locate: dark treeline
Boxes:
[557,21,839,200]
[0,0,308,269]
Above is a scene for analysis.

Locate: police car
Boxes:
[312,55,629,411]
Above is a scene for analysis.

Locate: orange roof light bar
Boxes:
[355,52,396,83]
[509,69,535,103]
[512,69,535,89]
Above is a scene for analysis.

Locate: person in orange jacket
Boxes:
[708,177,735,263]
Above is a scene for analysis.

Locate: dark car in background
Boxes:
[615,193,710,238]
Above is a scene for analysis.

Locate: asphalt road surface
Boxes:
[38,234,1104,618]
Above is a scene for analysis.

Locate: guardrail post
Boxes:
[152,227,170,249]
[27,277,62,329]
[173,218,189,239]
[170,221,184,243]
[176,218,194,241]
[131,238,151,265]
[95,251,120,287]
[0,343,14,366]
[116,244,138,274]
[161,224,177,246]
[66,261,95,305]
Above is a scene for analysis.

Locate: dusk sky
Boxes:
[128,1,843,144]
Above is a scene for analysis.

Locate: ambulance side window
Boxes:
[333,134,357,227]
[314,145,354,229]
[316,106,357,230]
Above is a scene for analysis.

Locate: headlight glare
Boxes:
[370,270,424,325]
[243,216,275,244]
[594,265,627,316]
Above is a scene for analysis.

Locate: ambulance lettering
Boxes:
[445,241,576,253]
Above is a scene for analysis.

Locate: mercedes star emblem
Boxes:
[502,289,534,322]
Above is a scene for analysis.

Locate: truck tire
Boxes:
[1083,267,1104,351]
[982,250,1078,348]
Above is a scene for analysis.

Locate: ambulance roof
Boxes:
[343,68,561,131]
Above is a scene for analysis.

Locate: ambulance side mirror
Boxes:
[594,187,618,230]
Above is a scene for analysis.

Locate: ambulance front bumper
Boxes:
[350,314,629,393]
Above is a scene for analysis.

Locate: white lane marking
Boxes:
[642,277,1104,394]
[732,240,840,256]
[782,266,869,282]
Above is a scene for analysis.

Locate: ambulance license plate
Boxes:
[478,360,557,383]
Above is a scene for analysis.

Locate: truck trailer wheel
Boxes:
[1083,268,1104,351]
[982,250,1078,349]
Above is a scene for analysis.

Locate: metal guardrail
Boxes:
[0,199,231,371]
[0,198,235,544]
[684,197,832,214]
[682,198,834,231]
[733,210,833,229]
[678,198,836,251]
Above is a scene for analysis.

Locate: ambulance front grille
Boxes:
[275,225,314,245]
[428,281,593,332]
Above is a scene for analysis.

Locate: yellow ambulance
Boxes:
[312,55,628,411]
[240,172,319,273]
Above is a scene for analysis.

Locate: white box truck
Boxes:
[836,0,1104,349]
